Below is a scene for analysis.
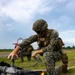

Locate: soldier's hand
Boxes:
[31,51,37,57]
[32,49,43,57]
[8,52,18,60]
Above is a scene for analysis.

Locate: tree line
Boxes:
[63,45,75,49]
[0,45,75,51]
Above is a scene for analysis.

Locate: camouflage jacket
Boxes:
[22,45,34,52]
[19,29,61,53]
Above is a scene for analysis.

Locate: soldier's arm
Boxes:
[32,49,43,57]
[42,30,59,53]
[8,35,37,60]
[8,46,20,59]
[18,35,37,49]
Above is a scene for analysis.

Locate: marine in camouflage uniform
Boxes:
[8,19,68,75]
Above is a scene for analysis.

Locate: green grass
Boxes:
[0,49,75,75]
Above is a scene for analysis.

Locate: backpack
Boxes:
[56,37,64,51]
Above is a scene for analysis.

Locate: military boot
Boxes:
[62,64,68,73]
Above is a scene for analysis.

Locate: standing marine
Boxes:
[8,19,68,75]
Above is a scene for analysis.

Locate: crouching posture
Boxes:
[8,19,68,75]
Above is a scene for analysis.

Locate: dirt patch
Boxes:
[0,52,10,58]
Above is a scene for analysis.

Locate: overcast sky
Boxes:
[0,0,75,49]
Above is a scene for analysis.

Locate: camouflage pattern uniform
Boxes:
[18,19,68,75]
[18,45,34,61]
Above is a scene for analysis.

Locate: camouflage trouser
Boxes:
[43,51,62,75]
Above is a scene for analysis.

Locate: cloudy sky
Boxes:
[0,0,75,49]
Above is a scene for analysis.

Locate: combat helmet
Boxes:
[32,19,48,33]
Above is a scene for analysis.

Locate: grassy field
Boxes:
[0,49,75,75]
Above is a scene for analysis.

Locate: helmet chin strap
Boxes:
[37,29,48,37]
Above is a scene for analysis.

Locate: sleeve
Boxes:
[18,35,37,49]
[27,45,34,52]
[42,30,59,53]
